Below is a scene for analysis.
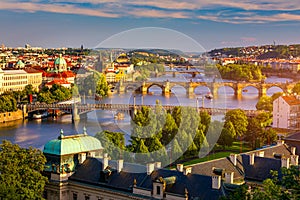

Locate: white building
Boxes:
[0,69,42,94]
[273,95,300,129]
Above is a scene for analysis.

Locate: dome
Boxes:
[43,129,103,155]
[16,60,25,68]
[54,54,67,71]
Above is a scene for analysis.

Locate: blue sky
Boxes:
[1,0,300,51]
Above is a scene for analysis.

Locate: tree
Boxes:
[217,128,234,149]
[199,111,211,134]
[94,131,125,159]
[0,94,17,113]
[271,92,283,102]
[256,96,273,111]
[224,109,248,138]
[169,138,183,161]
[96,74,109,97]
[161,113,178,145]
[0,140,47,199]
[292,82,300,94]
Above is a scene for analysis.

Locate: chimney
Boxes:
[117,159,124,173]
[225,172,234,184]
[147,163,155,175]
[184,167,192,175]
[249,154,255,165]
[277,140,284,145]
[281,157,290,168]
[290,155,299,166]
[291,147,296,155]
[79,153,86,164]
[177,164,184,172]
[256,151,264,157]
[230,154,237,166]
[103,153,109,171]
[154,162,161,169]
[88,151,95,158]
[212,176,221,189]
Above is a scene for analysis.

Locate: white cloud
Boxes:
[1,0,300,24]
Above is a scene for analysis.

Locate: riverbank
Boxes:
[0,110,24,123]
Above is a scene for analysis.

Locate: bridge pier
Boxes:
[186,84,195,98]
[173,72,176,78]
[259,86,267,96]
[72,105,80,123]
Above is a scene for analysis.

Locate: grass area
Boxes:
[180,141,252,166]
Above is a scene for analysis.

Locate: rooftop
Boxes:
[43,129,103,155]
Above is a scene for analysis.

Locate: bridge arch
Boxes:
[239,85,260,96]
[265,85,284,96]
[147,83,165,94]
[217,86,235,95]
[170,84,187,95]
[194,85,212,95]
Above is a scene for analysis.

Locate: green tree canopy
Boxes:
[256,96,273,111]
[96,74,109,97]
[224,109,248,137]
[292,82,300,94]
[0,140,48,199]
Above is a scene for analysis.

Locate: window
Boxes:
[85,196,90,200]
[157,185,161,195]
[73,193,78,200]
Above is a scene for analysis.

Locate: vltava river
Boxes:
[0,75,293,149]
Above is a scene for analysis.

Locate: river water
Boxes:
[0,75,293,149]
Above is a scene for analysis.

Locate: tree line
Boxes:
[95,103,277,166]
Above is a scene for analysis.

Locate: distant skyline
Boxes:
[1,0,300,52]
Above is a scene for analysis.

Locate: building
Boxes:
[104,53,134,83]
[273,95,300,130]
[0,69,42,94]
[43,130,224,200]
[188,141,296,185]
[42,129,299,200]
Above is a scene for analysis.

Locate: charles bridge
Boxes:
[117,80,296,97]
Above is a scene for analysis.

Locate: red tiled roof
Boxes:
[282,96,300,106]
[46,79,71,85]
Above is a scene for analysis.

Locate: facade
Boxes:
[273,95,300,129]
[0,69,42,94]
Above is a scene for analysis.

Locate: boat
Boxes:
[32,111,49,119]
[114,112,124,120]
[242,89,248,92]
[205,93,213,100]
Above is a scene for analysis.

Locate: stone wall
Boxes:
[0,110,24,123]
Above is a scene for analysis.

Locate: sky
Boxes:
[1,0,300,52]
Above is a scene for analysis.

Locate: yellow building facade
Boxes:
[0,69,42,94]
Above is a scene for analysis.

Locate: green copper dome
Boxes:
[54,54,67,66]
[43,129,103,155]
[16,60,25,68]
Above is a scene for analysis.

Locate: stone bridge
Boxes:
[117,80,296,97]
[155,70,204,78]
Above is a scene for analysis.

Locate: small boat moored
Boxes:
[32,111,49,119]
[205,92,213,100]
